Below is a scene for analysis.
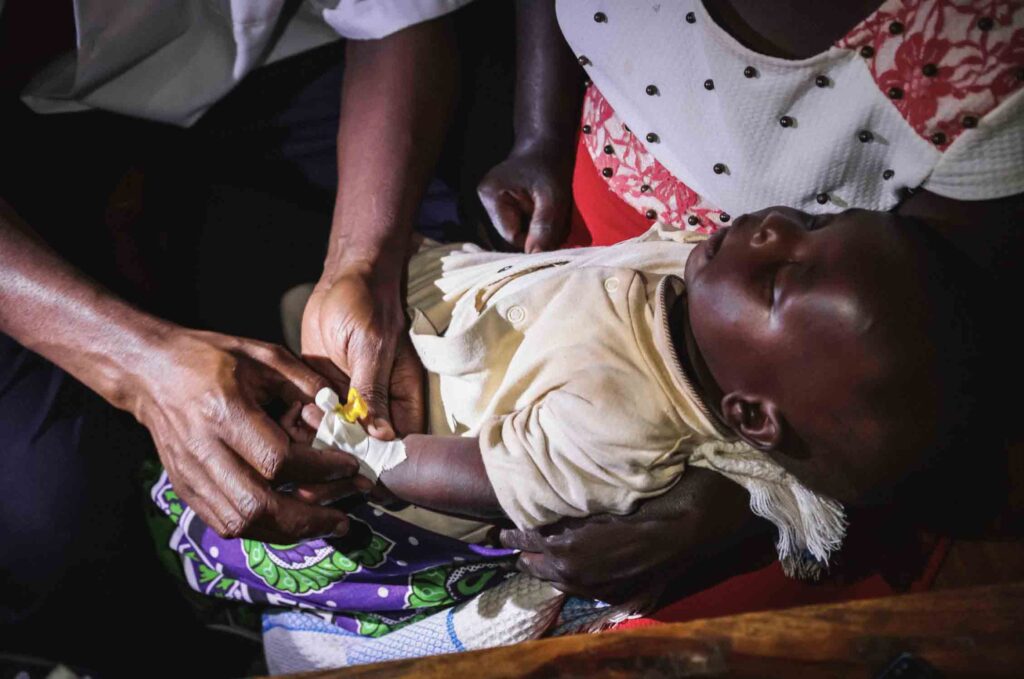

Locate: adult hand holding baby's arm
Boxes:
[0,199,362,544]
[301,270,426,441]
[500,467,773,609]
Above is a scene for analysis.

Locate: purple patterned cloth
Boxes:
[150,471,517,638]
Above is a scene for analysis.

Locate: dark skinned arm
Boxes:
[379,435,505,520]
[0,199,363,543]
[302,17,458,440]
[478,0,583,252]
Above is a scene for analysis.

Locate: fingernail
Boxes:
[356,476,375,493]
[370,418,394,439]
[333,518,349,536]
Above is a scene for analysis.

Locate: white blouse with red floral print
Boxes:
[558,0,1024,232]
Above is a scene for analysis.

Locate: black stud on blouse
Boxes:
[882,169,895,180]
[815,74,830,87]
[816,192,830,204]
[622,123,631,133]
[888,86,904,99]
[578,55,591,66]
[594,11,607,23]
[779,116,794,128]
[646,132,660,143]
[977,16,994,31]
[601,167,613,178]
[687,215,700,226]
[582,124,592,134]
[962,115,978,129]
[922,63,938,77]
[713,163,727,175]
[645,84,659,96]
[719,212,731,223]
[857,130,873,143]
[931,131,947,145]
[889,21,904,35]
[860,45,875,58]
[640,184,651,193]
[645,209,658,220]
[704,79,715,90]
[743,66,757,78]
[603,144,614,155]
[685,11,696,23]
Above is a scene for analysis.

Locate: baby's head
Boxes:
[682,206,994,510]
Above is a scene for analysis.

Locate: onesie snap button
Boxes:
[604,277,620,293]
[506,306,527,324]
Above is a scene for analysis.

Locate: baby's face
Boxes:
[683,207,928,502]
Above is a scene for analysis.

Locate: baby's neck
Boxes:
[669,294,730,433]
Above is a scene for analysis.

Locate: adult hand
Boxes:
[499,467,772,610]
[478,142,574,253]
[300,267,425,440]
[134,329,364,543]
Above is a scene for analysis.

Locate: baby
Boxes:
[286,205,987,571]
[151,205,990,652]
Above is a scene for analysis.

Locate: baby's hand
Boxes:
[277,400,375,504]
[278,400,318,445]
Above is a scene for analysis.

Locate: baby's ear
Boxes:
[720,393,784,450]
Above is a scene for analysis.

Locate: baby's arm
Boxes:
[298,403,504,521]
[381,435,504,520]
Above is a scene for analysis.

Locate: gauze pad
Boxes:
[313,387,407,483]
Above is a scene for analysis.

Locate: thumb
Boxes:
[524,190,568,254]
[480,186,530,251]
[346,335,398,441]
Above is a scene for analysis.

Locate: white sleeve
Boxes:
[478,389,685,530]
[313,0,476,40]
[923,88,1024,201]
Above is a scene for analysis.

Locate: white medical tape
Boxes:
[312,387,407,483]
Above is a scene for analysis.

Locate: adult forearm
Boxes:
[0,198,170,412]
[512,0,583,152]
[379,434,504,520]
[324,17,458,278]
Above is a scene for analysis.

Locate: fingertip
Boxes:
[367,417,395,440]
[332,516,350,537]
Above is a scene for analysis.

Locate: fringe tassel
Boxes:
[691,441,848,579]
